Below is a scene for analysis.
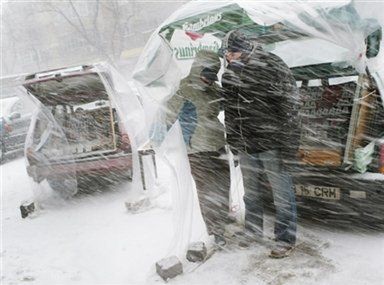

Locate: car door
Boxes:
[7,97,34,148]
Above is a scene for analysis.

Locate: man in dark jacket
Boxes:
[221,31,300,258]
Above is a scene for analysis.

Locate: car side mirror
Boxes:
[10,112,21,120]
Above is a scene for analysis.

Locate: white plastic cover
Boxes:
[24,100,78,202]
[96,63,151,194]
[158,122,208,259]
[134,1,383,99]
[130,0,384,271]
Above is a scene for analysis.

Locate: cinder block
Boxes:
[186,242,207,262]
[20,202,35,219]
[125,197,150,213]
[156,256,183,281]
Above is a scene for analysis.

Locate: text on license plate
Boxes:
[295,185,341,200]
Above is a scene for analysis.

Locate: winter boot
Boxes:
[269,245,294,258]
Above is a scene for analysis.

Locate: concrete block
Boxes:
[20,202,35,219]
[156,256,183,281]
[125,197,150,214]
[186,242,207,262]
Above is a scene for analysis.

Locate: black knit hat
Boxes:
[226,31,252,53]
[200,67,218,82]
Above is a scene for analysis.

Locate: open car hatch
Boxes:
[24,70,119,160]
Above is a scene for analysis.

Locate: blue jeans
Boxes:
[239,150,297,245]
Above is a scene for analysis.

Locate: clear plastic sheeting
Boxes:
[96,63,151,196]
[158,122,208,259]
[24,103,78,201]
[134,38,183,144]
[133,0,384,171]
[134,0,383,96]
[131,0,384,271]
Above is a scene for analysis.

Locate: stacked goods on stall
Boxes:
[293,65,384,173]
[298,79,357,166]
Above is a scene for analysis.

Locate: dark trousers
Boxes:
[240,150,297,245]
[188,151,230,236]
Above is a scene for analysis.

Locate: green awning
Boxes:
[159,4,260,42]
[158,2,381,55]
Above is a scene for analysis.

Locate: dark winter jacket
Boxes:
[221,47,300,157]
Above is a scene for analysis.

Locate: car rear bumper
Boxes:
[291,172,384,220]
[27,152,133,182]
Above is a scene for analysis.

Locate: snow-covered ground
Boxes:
[1,158,384,285]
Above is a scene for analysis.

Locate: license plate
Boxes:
[295,185,341,200]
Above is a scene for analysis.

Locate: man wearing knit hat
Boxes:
[221,30,300,258]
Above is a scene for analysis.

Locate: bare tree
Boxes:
[101,1,135,61]
[1,2,43,75]
[0,0,187,76]
[1,10,19,75]
[43,0,136,64]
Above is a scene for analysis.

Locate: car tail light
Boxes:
[26,147,38,165]
[120,133,132,153]
[379,143,384,174]
[4,123,12,133]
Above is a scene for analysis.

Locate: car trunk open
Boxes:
[291,62,384,173]
[24,72,120,161]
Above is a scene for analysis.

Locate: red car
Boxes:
[23,65,133,197]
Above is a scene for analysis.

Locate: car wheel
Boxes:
[47,177,78,198]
